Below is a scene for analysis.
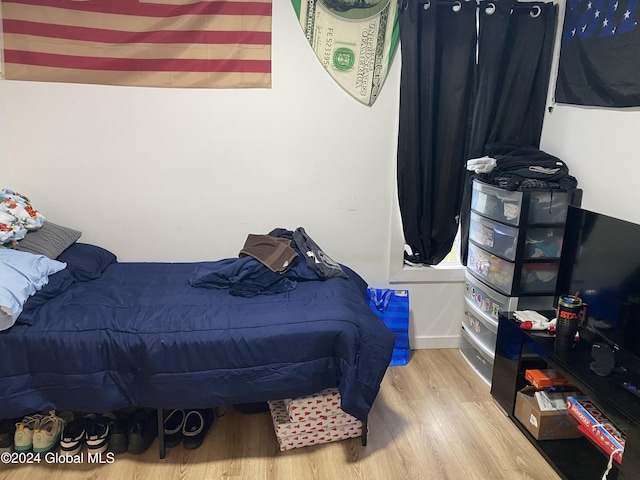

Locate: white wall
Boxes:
[541,106,640,223]
[0,2,464,349]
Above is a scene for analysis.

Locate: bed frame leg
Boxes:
[361,418,368,446]
[157,408,166,459]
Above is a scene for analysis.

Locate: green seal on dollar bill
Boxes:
[333,48,356,71]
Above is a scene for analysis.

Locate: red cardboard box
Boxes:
[268,399,359,436]
[525,369,573,389]
[283,388,343,422]
[273,424,363,451]
[270,389,363,451]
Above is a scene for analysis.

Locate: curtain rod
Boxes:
[416,0,545,6]
[413,0,544,16]
[479,1,546,8]
[413,0,473,11]
[479,1,545,16]
[416,0,471,5]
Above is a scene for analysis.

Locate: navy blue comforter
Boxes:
[0,261,394,420]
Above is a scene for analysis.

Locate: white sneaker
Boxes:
[32,411,67,454]
[14,414,44,452]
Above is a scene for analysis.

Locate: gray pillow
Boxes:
[14,222,82,259]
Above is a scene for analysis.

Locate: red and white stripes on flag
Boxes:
[0,0,272,88]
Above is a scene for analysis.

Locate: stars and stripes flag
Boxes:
[0,0,272,88]
[555,0,640,107]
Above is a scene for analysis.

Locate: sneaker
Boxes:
[163,409,185,448]
[127,409,158,454]
[0,418,19,453]
[403,245,424,267]
[14,414,44,452]
[182,409,216,450]
[108,412,130,454]
[32,412,67,454]
[60,419,86,456]
[85,413,115,454]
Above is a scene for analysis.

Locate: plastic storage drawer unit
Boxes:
[459,324,494,386]
[469,211,519,261]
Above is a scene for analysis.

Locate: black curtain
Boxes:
[397,0,476,266]
[459,1,558,265]
[396,0,557,266]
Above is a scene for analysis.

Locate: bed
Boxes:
[0,223,395,456]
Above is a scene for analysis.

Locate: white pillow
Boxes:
[0,248,66,331]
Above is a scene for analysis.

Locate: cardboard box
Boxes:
[273,423,363,451]
[525,369,573,389]
[283,388,343,422]
[269,395,363,451]
[269,392,362,451]
[514,386,582,440]
[268,399,359,436]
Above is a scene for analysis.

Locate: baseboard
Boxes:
[411,335,461,350]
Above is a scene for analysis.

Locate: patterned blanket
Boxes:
[0,189,45,246]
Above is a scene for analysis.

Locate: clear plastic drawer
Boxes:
[459,324,494,386]
[520,263,559,294]
[466,242,515,295]
[528,191,572,224]
[464,270,515,326]
[463,300,498,353]
[471,180,523,226]
[464,270,555,319]
[471,179,575,226]
[523,227,565,259]
[469,211,519,261]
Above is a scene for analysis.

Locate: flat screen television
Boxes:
[556,206,640,362]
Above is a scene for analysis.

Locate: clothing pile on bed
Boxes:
[190,227,348,297]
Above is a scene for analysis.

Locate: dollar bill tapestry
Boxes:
[291,0,400,106]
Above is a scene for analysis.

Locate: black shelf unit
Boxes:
[492,313,640,480]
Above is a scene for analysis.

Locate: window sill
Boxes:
[389,263,466,284]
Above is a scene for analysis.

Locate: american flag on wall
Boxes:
[0,0,272,88]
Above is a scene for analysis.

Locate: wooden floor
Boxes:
[1,349,560,480]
